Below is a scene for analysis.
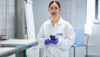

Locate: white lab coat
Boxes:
[37,17,75,57]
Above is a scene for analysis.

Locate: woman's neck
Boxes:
[51,16,60,26]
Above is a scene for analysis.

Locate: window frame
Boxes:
[95,0,98,20]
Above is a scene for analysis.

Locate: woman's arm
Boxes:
[57,25,75,50]
[37,25,46,48]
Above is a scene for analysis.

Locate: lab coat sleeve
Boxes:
[57,25,75,50]
[37,25,46,48]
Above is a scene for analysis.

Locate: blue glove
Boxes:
[45,39,51,45]
[51,38,59,44]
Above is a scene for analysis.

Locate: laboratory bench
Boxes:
[0,39,38,57]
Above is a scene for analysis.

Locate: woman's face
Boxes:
[48,2,61,17]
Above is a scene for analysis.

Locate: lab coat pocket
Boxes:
[55,33,64,39]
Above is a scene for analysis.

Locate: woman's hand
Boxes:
[44,39,51,45]
[51,38,59,44]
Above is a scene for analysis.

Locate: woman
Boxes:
[37,1,75,57]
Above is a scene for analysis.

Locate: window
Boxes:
[0,0,16,38]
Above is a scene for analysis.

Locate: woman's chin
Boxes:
[51,15,57,17]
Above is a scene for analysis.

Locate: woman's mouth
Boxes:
[52,13,56,15]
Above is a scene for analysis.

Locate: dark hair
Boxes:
[48,1,61,8]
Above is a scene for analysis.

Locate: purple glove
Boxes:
[45,39,51,45]
[51,38,59,44]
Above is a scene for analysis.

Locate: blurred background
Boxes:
[0,0,100,57]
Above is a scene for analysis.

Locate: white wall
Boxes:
[59,0,86,28]
[33,0,50,35]
[88,25,100,57]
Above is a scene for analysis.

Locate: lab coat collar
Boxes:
[58,17,63,24]
[50,16,63,25]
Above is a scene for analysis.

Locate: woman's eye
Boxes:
[50,7,58,10]
[51,7,54,10]
[55,7,58,10]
